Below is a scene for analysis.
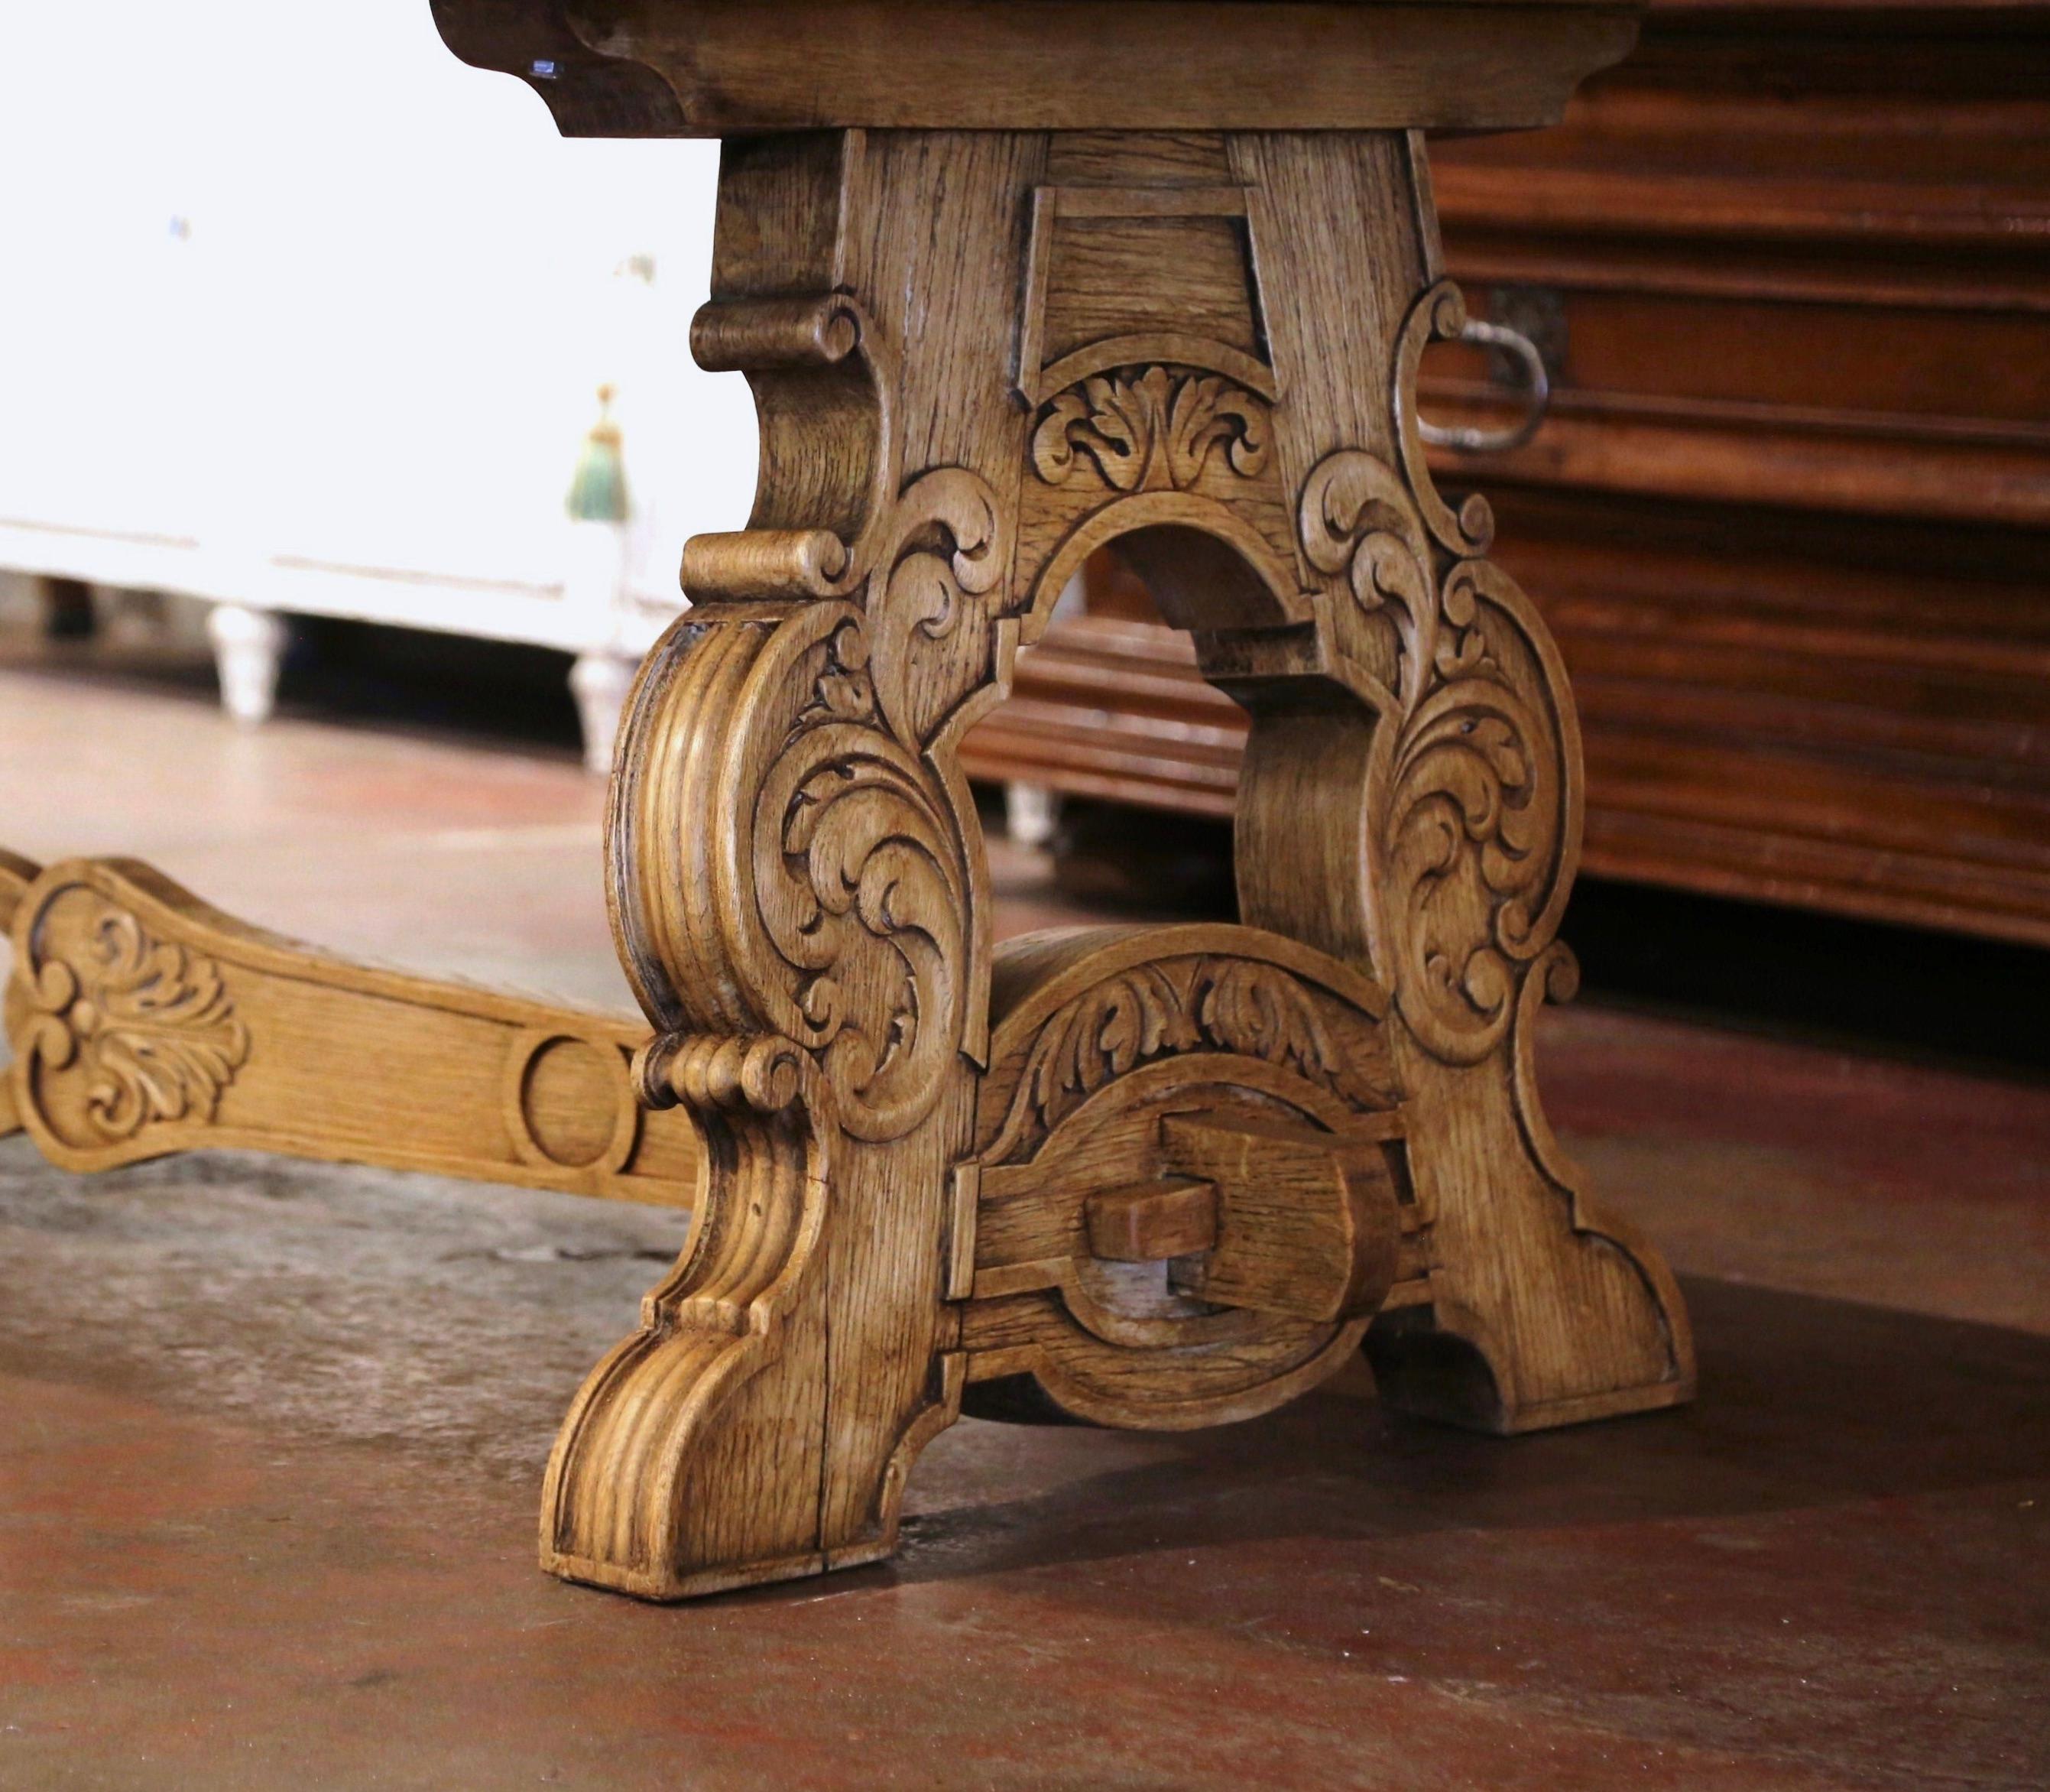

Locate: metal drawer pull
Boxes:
[1417,317,1550,454]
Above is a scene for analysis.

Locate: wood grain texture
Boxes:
[8,2,1683,1602]
[1162,1114,1404,1323]
[964,0,2050,947]
[1085,1177,1221,1262]
[561,128,1036,1599]
[431,1,1640,135]
[965,924,1418,1429]
[557,114,1687,1599]
[0,855,698,1207]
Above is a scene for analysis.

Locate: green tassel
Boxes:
[566,384,629,523]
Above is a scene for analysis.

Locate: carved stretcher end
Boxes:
[1,853,699,1209]
[0,850,28,1138]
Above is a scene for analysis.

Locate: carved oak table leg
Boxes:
[537,122,1692,1601]
[0,3,1688,1605]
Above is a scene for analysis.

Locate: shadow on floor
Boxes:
[1045,798,2050,1081]
[881,1274,2050,1587]
[4,1144,2042,1579]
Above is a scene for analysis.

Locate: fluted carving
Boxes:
[565,236,1019,1592]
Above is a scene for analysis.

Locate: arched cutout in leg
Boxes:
[556,125,1691,1603]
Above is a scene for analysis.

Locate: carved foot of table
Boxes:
[538,125,1692,1602]
[5,0,1695,1606]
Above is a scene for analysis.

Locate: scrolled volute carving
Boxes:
[615,282,1011,1145]
[1299,449,1442,712]
[866,465,1013,748]
[754,615,969,1142]
[1292,282,1580,1067]
[733,467,1010,1144]
[1393,281,1497,560]
[1381,612,1565,1065]
[634,1031,810,1117]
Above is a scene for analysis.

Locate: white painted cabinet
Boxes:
[0,0,756,767]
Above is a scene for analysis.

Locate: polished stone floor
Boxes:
[2,640,2045,1790]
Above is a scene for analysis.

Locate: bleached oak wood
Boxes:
[1085,1178,1220,1263]
[1160,1114,1405,1324]
[0,855,697,1209]
[12,0,1692,1608]
[966,924,1429,1430]
[546,96,1690,1597]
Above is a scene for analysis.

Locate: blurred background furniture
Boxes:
[962,0,2050,947]
[5,0,2042,930]
[0,5,754,771]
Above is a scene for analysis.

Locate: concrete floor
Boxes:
[2,641,2046,1790]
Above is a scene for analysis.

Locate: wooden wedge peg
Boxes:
[1084,1178,1220,1263]
[0,0,1704,1604]
[1078,1115,1409,1323]
[1159,1115,1404,1324]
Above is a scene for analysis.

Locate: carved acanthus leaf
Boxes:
[986,954,1399,1163]
[867,466,1013,749]
[1383,658,1559,1064]
[1299,449,1442,713]
[755,618,966,1144]
[1033,365,1269,493]
[741,467,1011,1144]
[26,905,248,1139]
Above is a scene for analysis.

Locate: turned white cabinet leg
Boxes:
[569,650,636,775]
[1004,781,1062,849]
[206,602,287,727]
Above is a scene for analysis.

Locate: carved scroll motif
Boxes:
[566,275,1023,1594]
[757,615,970,1142]
[21,901,248,1140]
[740,467,1010,1143]
[1296,281,1578,1069]
[616,284,1014,1142]
[982,952,1400,1164]
[1033,365,1270,493]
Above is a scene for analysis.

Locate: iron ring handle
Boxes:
[1417,317,1550,456]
